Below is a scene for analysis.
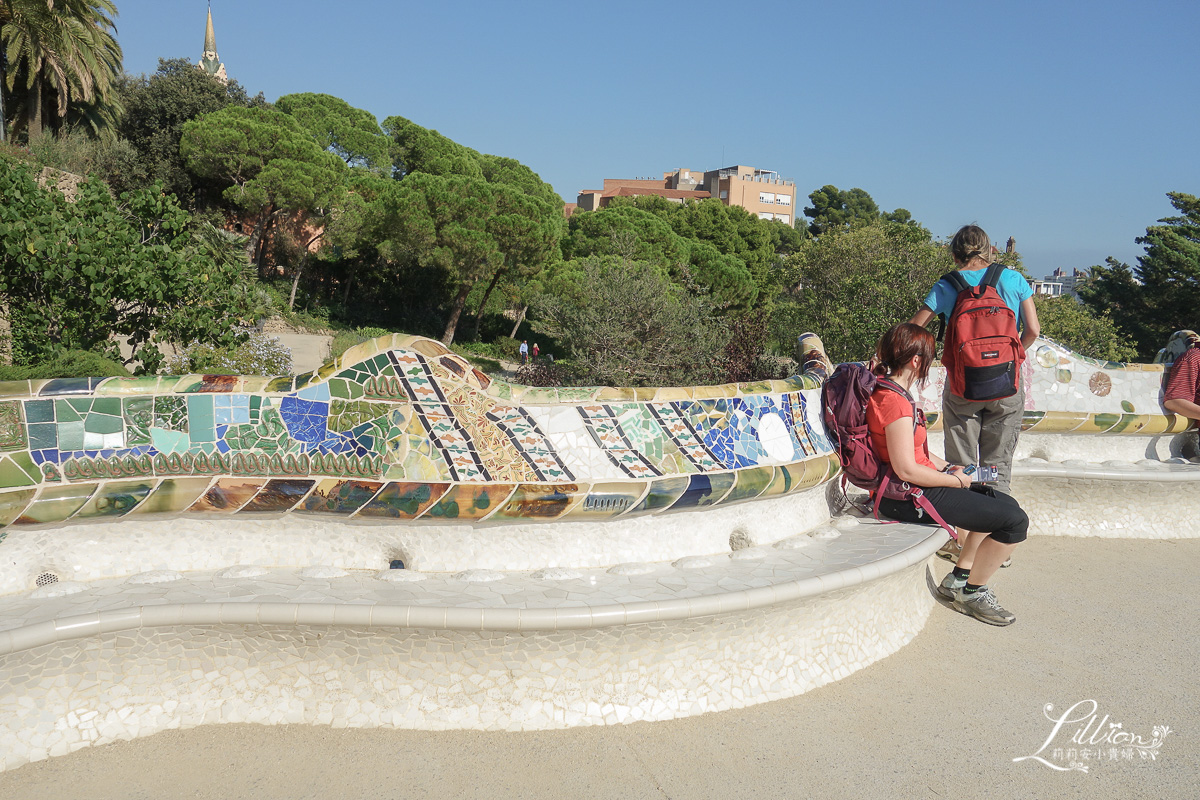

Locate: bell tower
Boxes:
[197,3,228,85]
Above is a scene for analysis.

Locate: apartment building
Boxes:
[575,165,797,224]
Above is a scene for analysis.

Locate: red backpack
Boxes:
[820,362,957,539]
[938,263,1024,401]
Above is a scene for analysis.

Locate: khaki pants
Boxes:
[941,387,1024,494]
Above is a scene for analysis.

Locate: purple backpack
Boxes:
[820,362,957,539]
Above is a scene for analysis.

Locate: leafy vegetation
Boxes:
[774,222,952,363]
[0,348,130,380]
[165,332,293,376]
[1080,192,1200,360]
[1033,295,1137,363]
[0,158,260,372]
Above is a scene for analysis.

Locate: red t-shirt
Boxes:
[1164,347,1200,405]
[866,388,936,471]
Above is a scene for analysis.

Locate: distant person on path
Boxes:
[532,342,540,361]
[519,340,529,365]
[908,224,1039,568]
[868,323,1029,626]
[1163,330,1200,422]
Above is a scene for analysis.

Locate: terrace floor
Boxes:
[0,535,1193,799]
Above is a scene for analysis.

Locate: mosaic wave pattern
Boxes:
[0,335,836,534]
[913,337,1197,436]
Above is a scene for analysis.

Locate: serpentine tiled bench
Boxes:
[913,337,1199,539]
[0,518,943,769]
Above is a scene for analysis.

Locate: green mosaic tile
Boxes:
[0,488,37,529]
[0,455,39,488]
[91,398,121,416]
[58,421,85,450]
[24,400,54,424]
[187,395,216,442]
[0,401,25,451]
[93,375,165,396]
[55,400,83,423]
[15,483,97,525]
[264,376,295,393]
[328,400,391,434]
[86,412,124,435]
[75,479,155,519]
[153,396,188,432]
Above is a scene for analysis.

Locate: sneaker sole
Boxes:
[951,600,1015,626]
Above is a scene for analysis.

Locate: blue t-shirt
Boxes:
[923,266,1033,328]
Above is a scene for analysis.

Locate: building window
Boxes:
[758,212,773,220]
[776,214,790,225]
[720,191,728,200]
[759,192,776,205]
[776,194,791,206]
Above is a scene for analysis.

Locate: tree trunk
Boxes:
[246,205,275,279]
[341,267,355,307]
[441,282,475,346]
[508,304,527,339]
[471,267,506,341]
[0,63,7,144]
[288,257,305,310]
[255,210,282,276]
[26,82,43,140]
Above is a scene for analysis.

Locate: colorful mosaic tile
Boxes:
[0,331,990,530]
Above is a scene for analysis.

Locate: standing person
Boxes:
[909,225,1039,565]
[868,323,1029,626]
[532,342,540,362]
[1163,330,1200,422]
[518,340,529,366]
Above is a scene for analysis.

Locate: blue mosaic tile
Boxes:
[280,396,329,446]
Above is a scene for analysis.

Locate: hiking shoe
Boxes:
[937,571,966,600]
[953,586,1016,626]
[935,539,961,563]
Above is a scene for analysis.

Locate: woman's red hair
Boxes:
[874,323,936,384]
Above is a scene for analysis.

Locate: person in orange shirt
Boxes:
[866,323,1029,626]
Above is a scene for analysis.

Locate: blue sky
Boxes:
[117,1,1199,279]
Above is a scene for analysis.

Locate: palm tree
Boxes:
[1,0,123,141]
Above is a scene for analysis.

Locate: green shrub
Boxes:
[0,349,132,380]
[166,333,293,375]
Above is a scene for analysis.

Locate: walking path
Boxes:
[0,536,1193,800]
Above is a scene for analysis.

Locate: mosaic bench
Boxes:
[0,333,843,594]
[914,337,1199,539]
[0,517,943,768]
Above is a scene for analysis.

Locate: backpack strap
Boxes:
[935,271,971,341]
[874,377,919,430]
[981,262,1006,290]
[872,476,959,541]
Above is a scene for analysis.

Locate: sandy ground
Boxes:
[0,536,1194,800]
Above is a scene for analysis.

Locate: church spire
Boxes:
[198,3,228,85]
[204,5,218,55]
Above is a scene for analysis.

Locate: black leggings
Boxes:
[878,485,1028,544]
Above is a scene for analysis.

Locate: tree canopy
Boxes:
[1080,192,1200,360]
[1,0,123,140]
[802,184,926,238]
[116,57,264,204]
[0,158,257,371]
[276,92,390,172]
[179,104,347,271]
[774,221,952,363]
[533,257,728,387]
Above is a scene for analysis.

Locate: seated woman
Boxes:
[867,323,1029,626]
